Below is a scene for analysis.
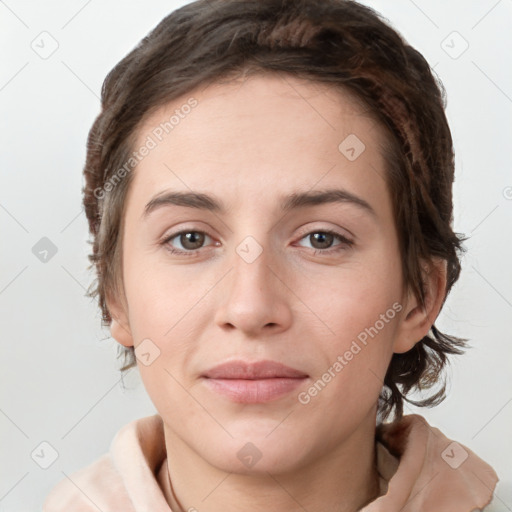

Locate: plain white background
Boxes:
[1,1,511,510]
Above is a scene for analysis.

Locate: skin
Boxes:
[108,72,447,512]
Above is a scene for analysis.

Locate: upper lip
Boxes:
[202,360,309,379]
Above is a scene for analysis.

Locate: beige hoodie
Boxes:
[42,413,499,511]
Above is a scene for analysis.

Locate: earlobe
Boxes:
[110,317,134,348]
[393,258,448,354]
[107,293,134,348]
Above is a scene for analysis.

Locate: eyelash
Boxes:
[160,228,353,257]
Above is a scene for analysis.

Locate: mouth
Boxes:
[201,360,309,403]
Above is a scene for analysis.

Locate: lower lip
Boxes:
[202,377,308,403]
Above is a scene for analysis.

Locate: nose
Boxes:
[213,236,293,337]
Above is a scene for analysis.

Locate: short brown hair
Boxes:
[82,0,468,421]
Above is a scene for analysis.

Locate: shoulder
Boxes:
[483,479,512,511]
[42,415,164,512]
[372,413,500,512]
[42,452,135,512]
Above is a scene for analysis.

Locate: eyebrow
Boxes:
[142,188,377,219]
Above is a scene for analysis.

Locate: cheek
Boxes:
[298,314,397,427]
[295,265,401,408]
[294,253,402,343]
[122,245,201,335]
[121,257,213,378]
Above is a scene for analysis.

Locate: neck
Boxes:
[158,409,382,512]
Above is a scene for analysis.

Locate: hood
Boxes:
[42,413,499,511]
[363,414,498,511]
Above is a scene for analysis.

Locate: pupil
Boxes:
[313,232,332,249]
[182,232,203,249]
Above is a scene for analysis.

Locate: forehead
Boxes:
[127,73,391,218]
[137,72,382,147]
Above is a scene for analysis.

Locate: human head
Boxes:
[82,0,467,422]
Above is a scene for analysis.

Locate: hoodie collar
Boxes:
[44,413,498,511]
[115,413,497,511]
[362,414,498,511]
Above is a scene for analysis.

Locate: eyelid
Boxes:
[161,229,217,252]
[294,224,353,243]
[161,224,352,244]
[293,228,354,255]
[161,224,354,257]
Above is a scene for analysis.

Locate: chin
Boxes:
[200,429,312,476]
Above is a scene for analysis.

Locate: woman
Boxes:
[43,0,499,510]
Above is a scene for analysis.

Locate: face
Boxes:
[109,73,423,475]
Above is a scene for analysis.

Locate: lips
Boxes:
[201,360,309,403]
[202,360,308,379]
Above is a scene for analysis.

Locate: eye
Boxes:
[296,229,353,255]
[161,230,216,255]
[161,228,353,257]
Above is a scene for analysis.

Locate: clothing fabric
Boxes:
[42,413,499,511]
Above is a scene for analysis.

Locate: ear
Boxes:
[106,290,134,348]
[393,257,448,354]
